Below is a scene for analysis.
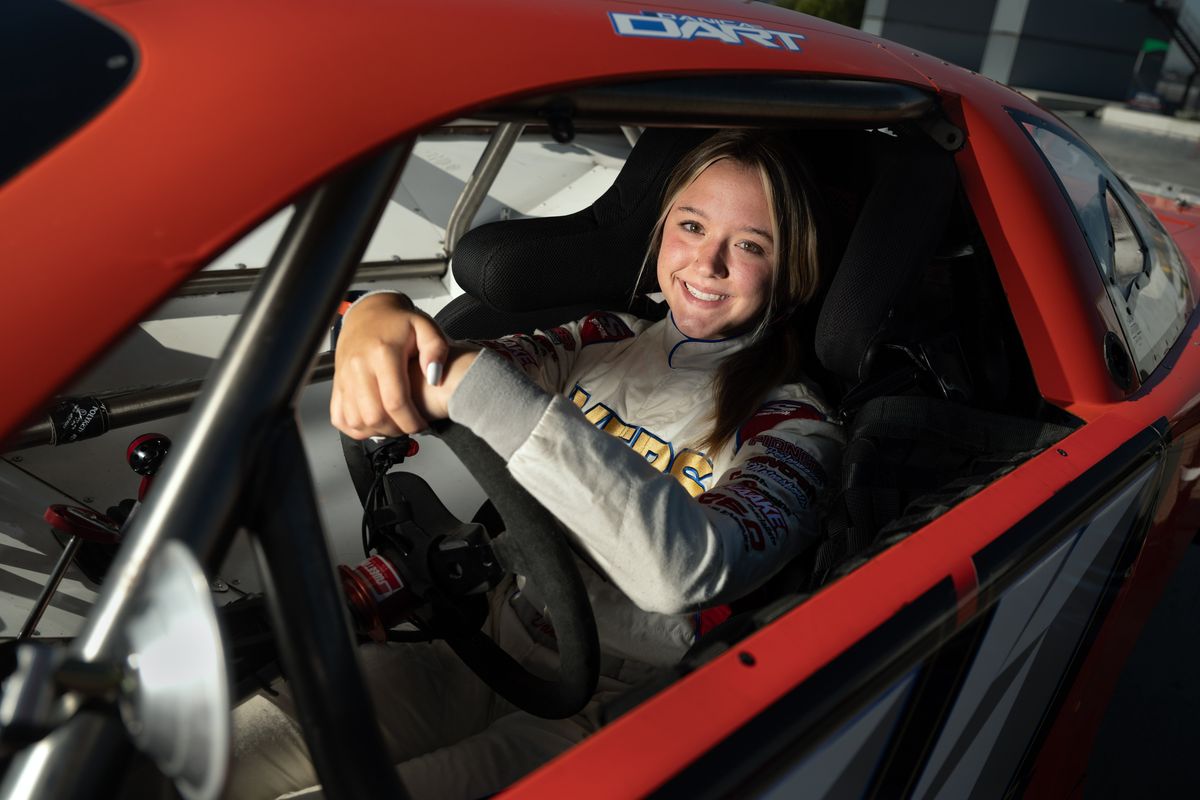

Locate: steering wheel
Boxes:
[374,422,601,719]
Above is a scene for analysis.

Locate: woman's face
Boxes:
[656,158,777,340]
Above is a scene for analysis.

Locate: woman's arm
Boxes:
[450,352,843,614]
[330,292,477,438]
[330,293,606,438]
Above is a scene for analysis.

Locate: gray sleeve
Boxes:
[446,348,552,461]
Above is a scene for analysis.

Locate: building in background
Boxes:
[859,0,1199,111]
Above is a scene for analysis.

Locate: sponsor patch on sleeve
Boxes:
[725,455,814,510]
[530,334,559,362]
[545,326,577,352]
[744,433,829,488]
[475,338,536,370]
[698,483,790,552]
[579,312,635,347]
[737,400,824,449]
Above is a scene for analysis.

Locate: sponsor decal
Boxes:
[727,456,814,509]
[609,11,806,52]
[546,326,577,352]
[50,397,110,444]
[745,433,829,487]
[726,482,789,541]
[579,312,635,347]
[742,518,767,551]
[529,333,559,362]
[527,610,558,643]
[699,492,766,551]
[477,337,537,370]
[737,400,824,448]
[698,491,748,517]
[354,555,405,602]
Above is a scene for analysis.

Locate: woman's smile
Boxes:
[682,281,729,303]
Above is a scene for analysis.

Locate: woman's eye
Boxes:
[680,221,703,234]
[738,241,765,256]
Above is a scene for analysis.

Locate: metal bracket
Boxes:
[920,116,966,152]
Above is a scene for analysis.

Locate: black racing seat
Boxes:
[804,139,1077,586]
[435,128,708,339]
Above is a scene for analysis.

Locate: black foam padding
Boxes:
[451,128,709,312]
[814,143,958,385]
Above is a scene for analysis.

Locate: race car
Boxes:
[2,0,1200,798]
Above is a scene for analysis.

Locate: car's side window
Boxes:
[1013,112,1193,381]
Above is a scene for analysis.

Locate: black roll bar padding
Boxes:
[481,76,938,128]
[247,420,407,799]
[435,422,600,720]
[0,140,413,799]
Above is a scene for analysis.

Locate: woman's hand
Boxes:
[330,293,452,439]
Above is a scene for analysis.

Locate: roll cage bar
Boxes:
[1,75,946,800]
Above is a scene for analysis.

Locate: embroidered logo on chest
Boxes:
[568,384,713,497]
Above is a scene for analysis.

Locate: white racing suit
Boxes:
[229,310,843,799]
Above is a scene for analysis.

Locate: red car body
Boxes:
[3,1,1200,797]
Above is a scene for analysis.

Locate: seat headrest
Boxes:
[452,128,709,312]
[814,141,958,386]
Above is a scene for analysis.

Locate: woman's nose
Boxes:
[693,238,728,277]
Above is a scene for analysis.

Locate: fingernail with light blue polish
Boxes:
[426,362,444,387]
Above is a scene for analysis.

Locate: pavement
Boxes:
[1019,88,1200,196]
[1019,87,1200,144]
[1066,114,1200,195]
[1084,546,1200,799]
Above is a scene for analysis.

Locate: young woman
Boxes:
[230,130,844,799]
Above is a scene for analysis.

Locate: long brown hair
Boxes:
[641,130,822,455]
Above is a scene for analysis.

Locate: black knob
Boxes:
[126,433,171,476]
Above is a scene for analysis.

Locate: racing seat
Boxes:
[434,128,709,340]
[804,140,1077,585]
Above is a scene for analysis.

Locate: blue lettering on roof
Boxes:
[609,11,806,52]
